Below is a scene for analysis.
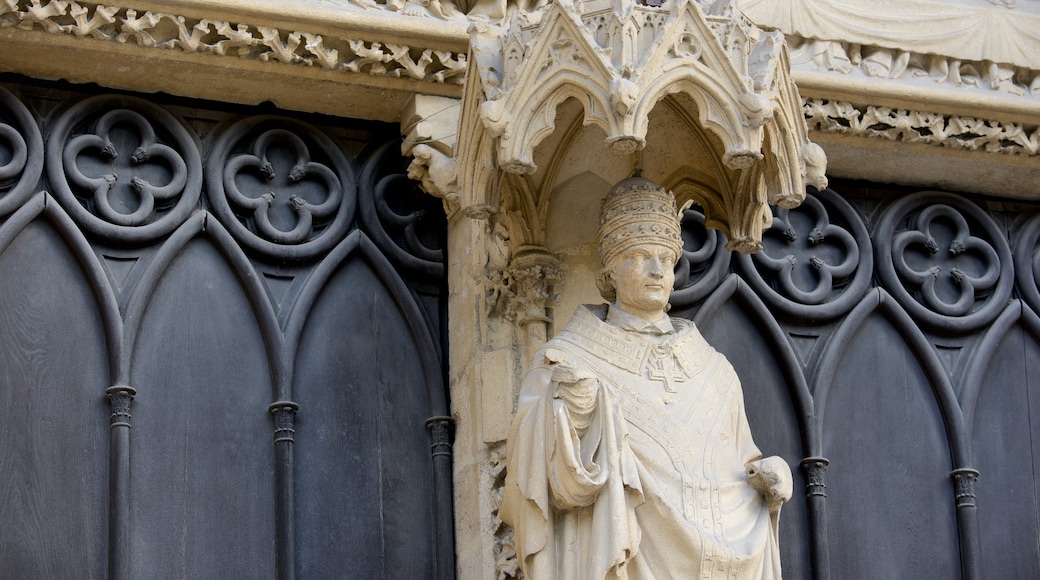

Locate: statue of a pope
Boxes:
[501,176,792,579]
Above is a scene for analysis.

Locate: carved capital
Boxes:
[951,467,980,509]
[105,385,137,429]
[425,415,455,459]
[508,247,563,327]
[800,456,830,498]
[488,241,563,327]
[268,400,299,445]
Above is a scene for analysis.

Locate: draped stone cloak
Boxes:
[501,305,782,579]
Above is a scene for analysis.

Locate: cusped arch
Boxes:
[494,79,616,175]
[635,69,759,164]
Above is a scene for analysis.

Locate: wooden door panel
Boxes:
[293,251,435,579]
[129,237,276,578]
[972,324,1040,578]
[0,218,108,579]
[822,314,959,579]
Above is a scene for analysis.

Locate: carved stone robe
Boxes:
[501,304,783,580]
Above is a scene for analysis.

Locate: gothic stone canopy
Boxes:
[458,0,826,252]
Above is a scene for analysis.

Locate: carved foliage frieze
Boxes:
[804,99,1040,157]
[0,0,467,84]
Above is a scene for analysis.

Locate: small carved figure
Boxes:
[502,176,792,579]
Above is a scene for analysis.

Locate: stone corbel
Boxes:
[401,95,462,217]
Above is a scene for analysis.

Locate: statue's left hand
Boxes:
[746,456,793,510]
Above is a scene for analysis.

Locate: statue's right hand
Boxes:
[551,364,599,432]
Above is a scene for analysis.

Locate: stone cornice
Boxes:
[0,0,469,120]
[2,0,1037,173]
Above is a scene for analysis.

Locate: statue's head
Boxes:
[596,176,683,317]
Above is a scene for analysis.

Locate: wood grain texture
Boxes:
[128,238,276,579]
[0,220,108,579]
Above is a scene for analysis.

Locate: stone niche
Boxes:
[455,0,826,332]
[540,93,739,326]
[408,1,828,577]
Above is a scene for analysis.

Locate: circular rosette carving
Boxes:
[358,142,444,281]
[47,95,201,242]
[0,86,43,218]
[1013,213,1040,316]
[738,188,872,320]
[206,116,355,262]
[669,206,730,308]
[875,192,1011,332]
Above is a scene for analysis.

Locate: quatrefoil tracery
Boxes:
[223,129,341,245]
[755,195,859,306]
[63,109,188,227]
[875,192,1012,332]
[892,205,1000,317]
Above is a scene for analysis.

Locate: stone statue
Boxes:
[501,176,793,579]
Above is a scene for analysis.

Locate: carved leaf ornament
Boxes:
[463,0,825,252]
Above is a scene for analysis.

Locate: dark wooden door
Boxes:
[671,183,1040,580]
[0,80,453,580]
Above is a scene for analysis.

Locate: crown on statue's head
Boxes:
[598,175,683,267]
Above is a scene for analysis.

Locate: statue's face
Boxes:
[609,243,677,320]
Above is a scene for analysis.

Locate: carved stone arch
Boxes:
[494,82,616,174]
[459,0,825,252]
[634,72,760,165]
